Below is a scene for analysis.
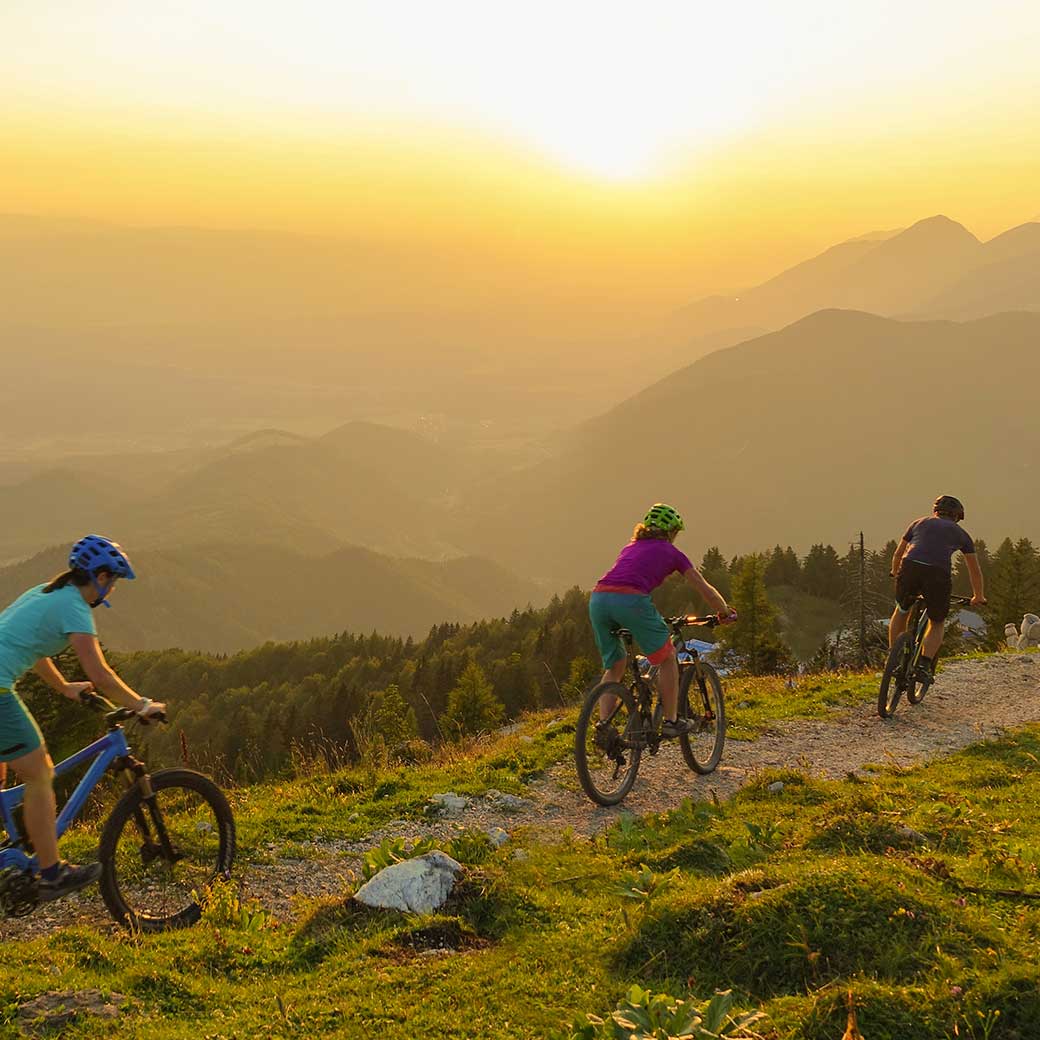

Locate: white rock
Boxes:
[430,793,469,817]
[767,781,785,794]
[486,827,509,847]
[354,852,464,914]
[511,849,529,861]
[519,735,534,744]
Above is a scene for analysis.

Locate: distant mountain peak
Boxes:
[895,214,979,245]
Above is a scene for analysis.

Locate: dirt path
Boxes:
[4,654,1038,938]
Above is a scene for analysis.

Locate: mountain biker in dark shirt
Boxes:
[888,496,986,683]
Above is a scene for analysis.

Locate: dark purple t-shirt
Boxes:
[903,516,975,571]
[597,539,693,594]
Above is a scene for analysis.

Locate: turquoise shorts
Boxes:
[0,688,44,762]
[589,592,672,669]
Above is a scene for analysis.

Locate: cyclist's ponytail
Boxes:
[42,568,93,594]
[632,523,674,542]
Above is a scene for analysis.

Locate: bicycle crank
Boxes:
[0,866,39,919]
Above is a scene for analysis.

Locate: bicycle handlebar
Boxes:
[665,612,737,630]
[79,689,166,725]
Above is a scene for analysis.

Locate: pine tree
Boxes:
[699,547,731,599]
[981,538,1040,649]
[722,555,793,674]
[440,661,505,738]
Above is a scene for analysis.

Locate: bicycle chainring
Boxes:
[0,866,39,918]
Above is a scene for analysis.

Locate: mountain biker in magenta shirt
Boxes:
[589,504,734,738]
[0,535,165,903]
[889,495,986,683]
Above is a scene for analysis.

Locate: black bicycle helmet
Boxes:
[933,495,965,521]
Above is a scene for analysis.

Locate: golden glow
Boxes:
[2,1,1040,297]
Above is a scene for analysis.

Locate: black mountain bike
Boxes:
[575,615,727,806]
[878,595,971,719]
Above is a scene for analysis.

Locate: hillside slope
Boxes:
[0,543,543,651]
[463,309,1040,584]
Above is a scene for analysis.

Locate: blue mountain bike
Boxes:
[0,692,234,931]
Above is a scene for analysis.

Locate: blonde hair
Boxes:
[632,524,674,542]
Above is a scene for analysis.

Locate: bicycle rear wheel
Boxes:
[98,768,235,932]
[678,663,725,774]
[575,681,643,806]
[878,635,909,718]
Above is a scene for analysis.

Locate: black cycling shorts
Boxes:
[895,559,953,622]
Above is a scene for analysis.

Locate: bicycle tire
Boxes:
[98,768,235,932]
[574,681,643,806]
[678,663,725,774]
[878,635,909,718]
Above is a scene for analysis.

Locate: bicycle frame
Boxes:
[0,726,132,873]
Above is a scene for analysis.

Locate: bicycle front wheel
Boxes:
[679,663,726,774]
[575,681,643,806]
[878,635,909,718]
[98,768,236,932]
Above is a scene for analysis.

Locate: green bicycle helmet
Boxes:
[643,503,684,533]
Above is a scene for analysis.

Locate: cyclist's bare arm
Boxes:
[31,657,93,701]
[682,567,731,616]
[891,539,909,577]
[68,633,164,716]
[964,554,986,606]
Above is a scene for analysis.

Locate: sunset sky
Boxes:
[3,1,1039,301]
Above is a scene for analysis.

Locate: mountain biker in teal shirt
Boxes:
[589,504,734,738]
[0,536,165,903]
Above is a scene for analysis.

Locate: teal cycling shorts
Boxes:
[0,688,44,762]
[588,592,671,669]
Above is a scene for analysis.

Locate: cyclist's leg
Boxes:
[8,746,59,870]
[890,566,917,646]
[588,593,627,718]
[919,567,953,673]
[922,620,945,659]
[654,648,679,720]
[889,604,910,647]
[627,597,679,718]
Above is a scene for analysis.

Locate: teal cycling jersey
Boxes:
[0,584,97,689]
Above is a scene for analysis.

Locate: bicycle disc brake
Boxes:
[0,866,39,918]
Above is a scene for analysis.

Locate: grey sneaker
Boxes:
[660,717,697,739]
[37,861,102,903]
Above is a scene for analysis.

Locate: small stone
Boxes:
[348,813,360,823]
[511,849,529,861]
[767,781,785,794]
[486,791,532,813]
[519,735,534,744]
[737,701,751,709]
[497,722,523,736]
[486,827,509,847]
[895,825,929,847]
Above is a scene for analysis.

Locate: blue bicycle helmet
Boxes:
[69,535,135,607]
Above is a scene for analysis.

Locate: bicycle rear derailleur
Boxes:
[0,866,39,918]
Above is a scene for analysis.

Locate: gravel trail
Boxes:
[5,654,1038,937]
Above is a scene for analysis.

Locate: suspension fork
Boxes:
[117,757,181,864]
